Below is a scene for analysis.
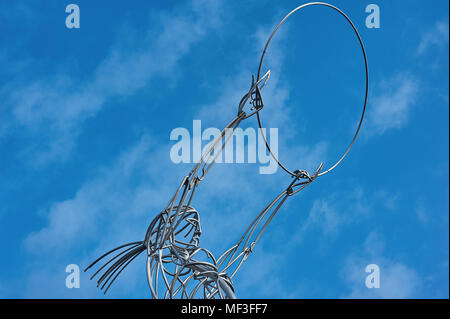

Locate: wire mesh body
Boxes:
[85,2,368,298]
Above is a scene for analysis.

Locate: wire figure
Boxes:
[85,2,368,299]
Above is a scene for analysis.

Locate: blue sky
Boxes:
[0,0,448,298]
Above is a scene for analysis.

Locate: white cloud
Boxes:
[366,73,418,136]
[363,22,448,138]
[415,200,430,224]
[373,189,398,211]
[341,231,421,298]
[303,199,344,236]
[23,136,174,255]
[291,186,371,244]
[417,21,449,55]
[0,0,224,165]
[20,135,190,297]
[232,247,287,298]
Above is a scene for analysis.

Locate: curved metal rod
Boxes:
[85,2,368,299]
[256,1,369,177]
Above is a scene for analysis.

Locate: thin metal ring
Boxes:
[256,2,369,177]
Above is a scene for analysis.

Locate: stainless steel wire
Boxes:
[256,2,369,177]
[85,2,368,299]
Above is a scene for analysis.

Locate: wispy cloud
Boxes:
[415,198,430,224]
[417,21,449,55]
[0,0,224,165]
[341,231,421,298]
[363,21,447,139]
[23,136,168,254]
[291,186,371,244]
[20,135,188,297]
[366,73,418,136]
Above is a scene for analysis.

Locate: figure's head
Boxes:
[144,205,202,256]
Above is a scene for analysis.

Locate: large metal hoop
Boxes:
[256,2,369,177]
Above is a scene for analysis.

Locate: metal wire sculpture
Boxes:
[85,2,368,299]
